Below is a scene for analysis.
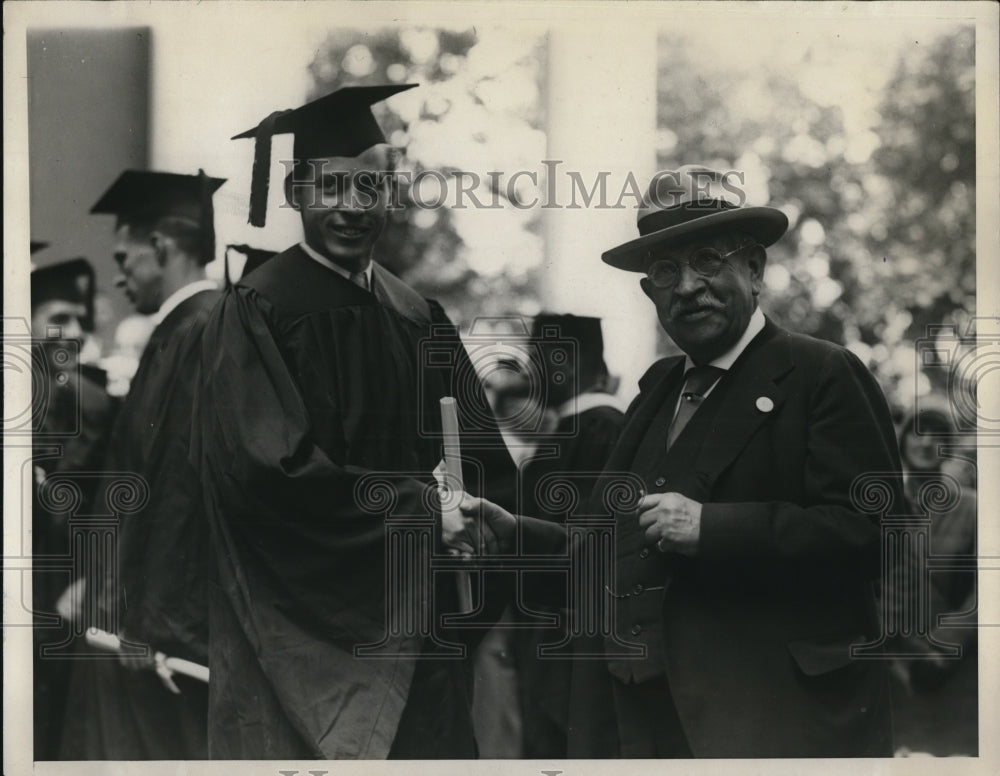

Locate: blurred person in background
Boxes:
[100,314,158,399]
[30,254,115,760]
[513,313,627,758]
[889,399,977,756]
[461,165,903,758]
[520,314,626,520]
[59,170,225,759]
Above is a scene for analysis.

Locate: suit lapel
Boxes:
[602,356,685,477]
[685,322,794,494]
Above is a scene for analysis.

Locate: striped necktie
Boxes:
[666,365,725,450]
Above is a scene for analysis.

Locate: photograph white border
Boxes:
[4,2,998,775]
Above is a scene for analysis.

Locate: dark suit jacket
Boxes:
[539,318,902,757]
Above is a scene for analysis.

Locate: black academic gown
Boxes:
[59,288,220,760]
[193,246,515,759]
[32,368,115,760]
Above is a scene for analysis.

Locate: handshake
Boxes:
[434,461,516,557]
[436,459,704,559]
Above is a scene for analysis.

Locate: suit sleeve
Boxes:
[697,347,902,584]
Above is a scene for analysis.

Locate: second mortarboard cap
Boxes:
[531,313,609,377]
[31,258,95,326]
[232,83,418,227]
[91,170,226,264]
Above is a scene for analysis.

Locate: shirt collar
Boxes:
[152,279,217,326]
[683,306,766,373]
[299,241,374,285]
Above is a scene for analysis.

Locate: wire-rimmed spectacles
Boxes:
[645,245,754,289]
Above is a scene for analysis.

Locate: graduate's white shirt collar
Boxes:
[555,391,627,420]
[299,241,374,286]
[152,279,217,327]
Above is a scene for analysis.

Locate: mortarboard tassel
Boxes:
[223,244,234,289]
[249,110,291,228]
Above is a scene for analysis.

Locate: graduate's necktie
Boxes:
[666,365,725,450]
[349,270,370,292]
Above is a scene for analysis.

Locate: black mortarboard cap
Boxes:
[91,169,226,263]
[232,83,418,227]
[224,244,277,288]
[531,312,609,377]
[31,258,96,328]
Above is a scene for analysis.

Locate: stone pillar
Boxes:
[147,21,325,263]
[543,26,660,403]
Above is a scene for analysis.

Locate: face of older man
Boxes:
[640,233,766,364]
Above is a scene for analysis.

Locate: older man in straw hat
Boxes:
[463,165,903,757]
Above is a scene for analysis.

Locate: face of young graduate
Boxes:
[113,223,166,316]
[289,144,392,274]
[31,299,86,367]
[640,233,765,365]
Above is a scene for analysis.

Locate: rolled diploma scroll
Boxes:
[440,397,474,613]
[85,627,210,684]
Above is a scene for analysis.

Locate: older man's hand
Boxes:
[459,494,518,555]
[637,492,702,556]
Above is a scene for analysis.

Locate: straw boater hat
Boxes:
[602,164,789,272]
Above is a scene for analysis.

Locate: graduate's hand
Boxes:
[439,486,477,556]
[638,492,702,556]
[55,577,87,623]
[116,641,157,673]
[459,495,517,555]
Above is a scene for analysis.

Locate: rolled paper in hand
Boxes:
[441,397,473,613]
[440,397,464,492]
[85,627,210,683]
[164,656,211,684]
[85,626,122,652]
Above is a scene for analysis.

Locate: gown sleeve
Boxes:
[191,287,441,757]
[192,285,441,641]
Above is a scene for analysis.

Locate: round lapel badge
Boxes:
[755,396,774,413]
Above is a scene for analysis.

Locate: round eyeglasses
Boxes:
[645,245,751,289]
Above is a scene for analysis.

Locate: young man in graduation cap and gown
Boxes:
[59,170,224,759]
[30,254,116,759]
[194,84,517,759]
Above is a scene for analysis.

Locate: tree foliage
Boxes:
[306,25,975,413]
[308,27,547,323]
[655,26,975,411]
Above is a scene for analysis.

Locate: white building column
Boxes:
[147,16,327,263]
[543,25,660,403]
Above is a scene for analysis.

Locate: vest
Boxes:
[605,369,733,683]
